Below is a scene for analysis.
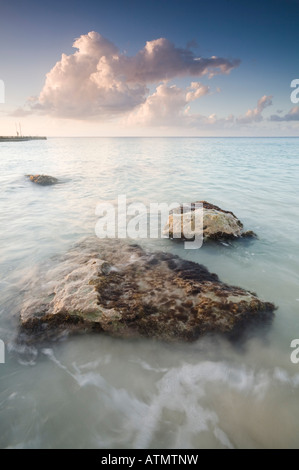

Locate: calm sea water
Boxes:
[0,137,299,449]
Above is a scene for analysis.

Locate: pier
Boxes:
[0,136,47,142]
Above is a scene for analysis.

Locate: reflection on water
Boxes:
[0,137,299,448]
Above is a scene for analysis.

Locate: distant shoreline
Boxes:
[23,136,299,139]
[0,136,47,142]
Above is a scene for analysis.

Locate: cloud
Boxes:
[126,90,277,131]
[236,95,273,124]
[186,82,210,102]
[24,31,239,119]
[120,38,240,82]
[10,107,33,117]
[125,82,238,130]
[126,82,210,127]
[128,92,271,130]
[270,106,299,121]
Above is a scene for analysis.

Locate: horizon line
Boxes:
[44,135,299,139]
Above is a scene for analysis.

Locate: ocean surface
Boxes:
[0,137,299,449]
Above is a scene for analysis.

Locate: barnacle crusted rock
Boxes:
[20,237,274,341]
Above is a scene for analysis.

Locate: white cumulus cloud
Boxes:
[126,91,277,131]
[126,82,210,127]
[23,31,240,119]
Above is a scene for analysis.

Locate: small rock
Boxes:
[26,174,59,186]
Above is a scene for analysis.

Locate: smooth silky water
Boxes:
[0,137,299,448]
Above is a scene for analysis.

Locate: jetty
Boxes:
[0,136,47,142]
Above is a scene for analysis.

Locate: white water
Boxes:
[0,137,299,448]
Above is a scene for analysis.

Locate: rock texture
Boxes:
[163,201,256,241]
[26,174,59,185]
[20,238,275,342]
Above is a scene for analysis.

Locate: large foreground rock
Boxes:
[20,238,275,342]
[163,201,256,241]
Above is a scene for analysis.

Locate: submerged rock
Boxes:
[26,174,59,186]
[20,238,275,342]
[163,201,256,241]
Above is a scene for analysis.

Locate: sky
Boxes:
[0,0,299,136]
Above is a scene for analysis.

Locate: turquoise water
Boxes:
[0,137,299,448]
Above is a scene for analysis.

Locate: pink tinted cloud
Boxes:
[236,95,273,124]
[126,82,210,126]
[270,106,299,121]
[24,31,239,119]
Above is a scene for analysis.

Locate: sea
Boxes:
[0,137,299,449]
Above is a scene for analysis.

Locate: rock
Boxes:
[26,174,59,185]
[20,237,275,342]
[163,201,256,241]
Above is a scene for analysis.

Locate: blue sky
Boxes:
[1,0,299,136]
